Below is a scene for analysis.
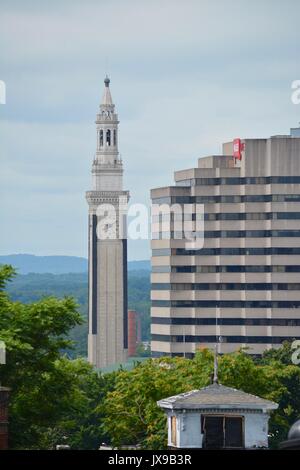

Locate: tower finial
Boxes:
[101,76,113,106]
[213,344,219,384]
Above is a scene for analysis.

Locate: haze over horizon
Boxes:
[0,253,151,274]
[1,0,300,259]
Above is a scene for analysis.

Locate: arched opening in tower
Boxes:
[106,129,111,146]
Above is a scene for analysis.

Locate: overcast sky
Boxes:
[1,0,300,260]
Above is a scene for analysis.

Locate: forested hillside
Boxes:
[6,270,150,358]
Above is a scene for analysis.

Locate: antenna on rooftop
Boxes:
[213,343,219,384]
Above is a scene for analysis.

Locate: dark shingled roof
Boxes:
[157,383,278,410]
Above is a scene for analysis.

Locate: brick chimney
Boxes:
[128,310,137,357]
[0,387,10,450]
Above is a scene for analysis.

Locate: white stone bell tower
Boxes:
[86,76,129,369]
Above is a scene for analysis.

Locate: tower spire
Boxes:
[101,75,113,106]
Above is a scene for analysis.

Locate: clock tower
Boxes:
[86,76,129,368]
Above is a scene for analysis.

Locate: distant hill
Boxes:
[0,254,150,274]
[128,260,150,271]
[0,254,88,274]
[6,270,151,357]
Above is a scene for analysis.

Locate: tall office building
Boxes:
[151,128,300,357]
[86,77,129,368]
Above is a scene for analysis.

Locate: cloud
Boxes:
[0,0,300,258]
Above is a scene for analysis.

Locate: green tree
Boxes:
[101,348,300,449]
[255,342,300,447]
[101,353,212,449]
[0,265,110,449]
[260,340,298,365]
[136,342,151,357]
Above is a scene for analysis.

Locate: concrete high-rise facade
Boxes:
[151,128,300,357]
[86,77,129,368]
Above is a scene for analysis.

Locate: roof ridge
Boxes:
[157,382,278,409]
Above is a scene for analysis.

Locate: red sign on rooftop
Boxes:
[233,138,244,160]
